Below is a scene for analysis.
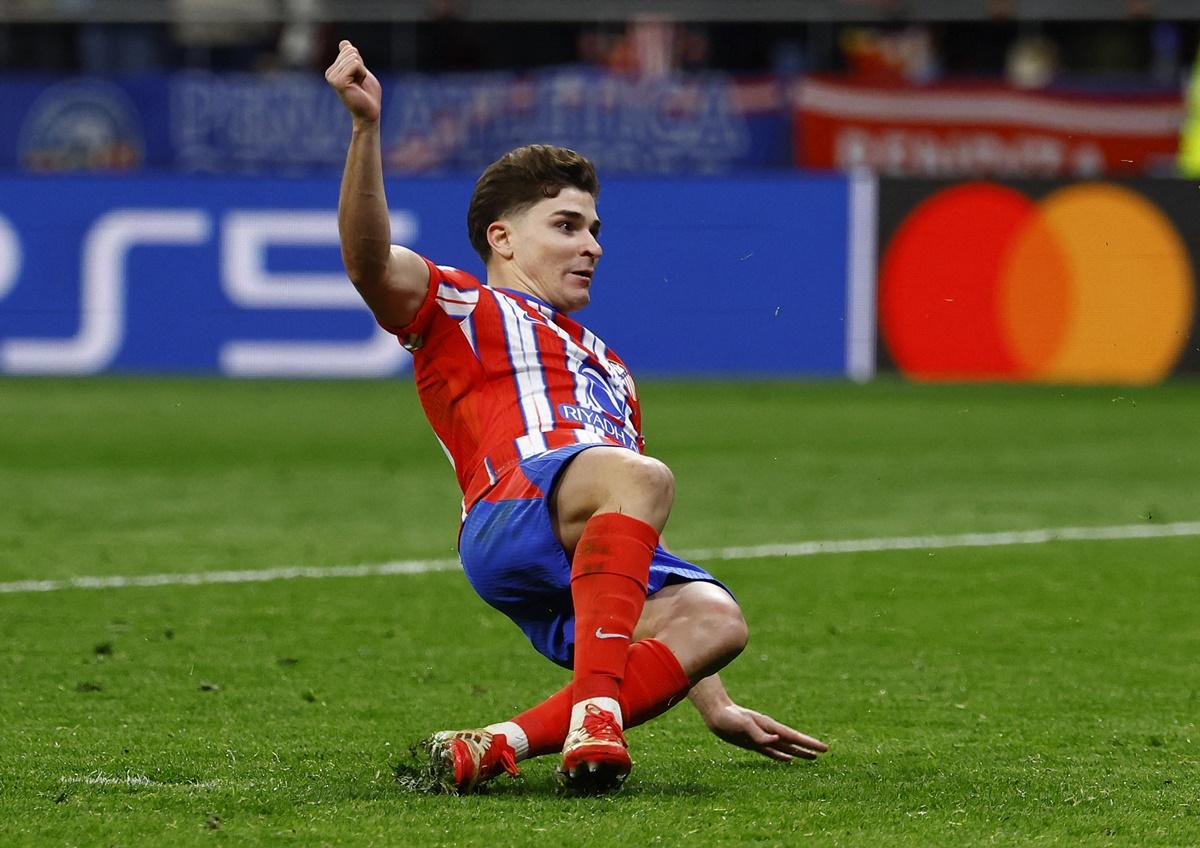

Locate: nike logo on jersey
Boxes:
[594,628,629,640]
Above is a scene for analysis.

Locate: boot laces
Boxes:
[479,734,520,779]
[581,704,627,746]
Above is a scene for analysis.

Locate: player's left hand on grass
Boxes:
[705,704,829,763]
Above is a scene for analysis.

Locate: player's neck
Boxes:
[487,266,551,308]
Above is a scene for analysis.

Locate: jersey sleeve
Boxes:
[379,257,482,352]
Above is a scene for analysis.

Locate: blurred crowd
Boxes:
[0,0,1196,90]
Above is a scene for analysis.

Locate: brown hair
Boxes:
[467,144,599,263]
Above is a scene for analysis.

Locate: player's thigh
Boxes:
[549,446,676,551]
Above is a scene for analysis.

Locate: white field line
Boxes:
[60,771,219,790]
[3,521,1198,597]
[0,559,462,594]
[680,521,1200,561]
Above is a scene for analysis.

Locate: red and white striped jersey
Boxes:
[385,257,644,514]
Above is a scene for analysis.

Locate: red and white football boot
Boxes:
[428,729,519,795]
[557,704,631,793]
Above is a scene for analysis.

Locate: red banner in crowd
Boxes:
[794,77,1185,177]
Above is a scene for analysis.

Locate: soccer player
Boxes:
[326,40,828,794]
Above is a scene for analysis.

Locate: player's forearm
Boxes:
[337,122,393,289]
[687,673,735,726]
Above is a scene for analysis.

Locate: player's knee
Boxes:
[706,593,749,663]
[684,586,747,669]
[627,455,675,508]
[596,452,674,527]
[641,583,747,679]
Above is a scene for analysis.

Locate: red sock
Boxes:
[618,637,693,728]
[510,685,573,759]
[569,513,658,703]
[511,639,692,759]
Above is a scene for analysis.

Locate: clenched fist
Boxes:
[325,40,382,125]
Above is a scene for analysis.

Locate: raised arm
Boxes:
[325,40,430,328]
[688,673,829,763]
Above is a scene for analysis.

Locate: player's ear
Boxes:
[487,220,515,261]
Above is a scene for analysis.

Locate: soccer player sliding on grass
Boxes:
[326,40,828,794]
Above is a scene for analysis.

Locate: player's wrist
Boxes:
[351,116,381,133]
[688,681,735,726]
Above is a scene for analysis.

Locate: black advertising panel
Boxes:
[876,179,1200,382]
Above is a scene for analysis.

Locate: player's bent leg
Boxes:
[554,584,746,793]
[635,582,749,682]
[555,585,746,792]
[556,514,649,792]
[549,447,676,793]
[448,586,741,794]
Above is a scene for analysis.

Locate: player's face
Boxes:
[505,187,602,313]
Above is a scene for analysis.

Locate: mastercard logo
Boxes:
[879,182,1195,383]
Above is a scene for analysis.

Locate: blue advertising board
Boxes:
[0,71,791,176]
[0,174,853,377]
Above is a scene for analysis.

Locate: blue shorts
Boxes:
[458,443,728,668]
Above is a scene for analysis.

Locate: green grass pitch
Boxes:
[1,377,1198,846]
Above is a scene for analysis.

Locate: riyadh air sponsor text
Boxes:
[558,404,638,450]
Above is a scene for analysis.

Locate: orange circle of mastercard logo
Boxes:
[879,182,1195,384]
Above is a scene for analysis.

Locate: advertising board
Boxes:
[875,178,1198,383]
[0,174,860,378]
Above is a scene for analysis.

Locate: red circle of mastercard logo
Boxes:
[879,182,1195,384]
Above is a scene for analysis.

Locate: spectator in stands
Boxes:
[75,0,167,74]
[172,0,276,71]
